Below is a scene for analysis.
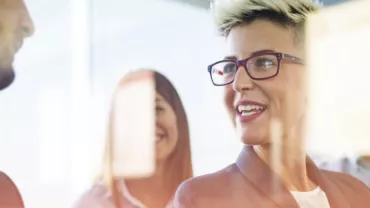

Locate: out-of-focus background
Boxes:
[0,0,351,207]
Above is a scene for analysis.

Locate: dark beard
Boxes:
[0,68,15,90]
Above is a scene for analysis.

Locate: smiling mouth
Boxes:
[238,104,266,115]
[156,135,165,143]
[237,103,267,122]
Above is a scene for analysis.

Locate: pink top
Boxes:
[72,180,172,208]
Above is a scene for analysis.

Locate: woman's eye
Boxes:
[156,106,164,112]
[255,58,274,67]
[224,63,236,73]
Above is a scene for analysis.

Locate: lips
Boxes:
[156,128,166,143]
[156,134,165,143]
[235,100,267,122]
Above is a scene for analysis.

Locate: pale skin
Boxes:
[225,20,317,192]
[125,92,178,208]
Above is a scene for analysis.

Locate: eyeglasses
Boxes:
[207,52,304,86]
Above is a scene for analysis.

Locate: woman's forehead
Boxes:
[226,20,298,58]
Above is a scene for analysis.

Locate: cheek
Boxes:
[265,86,285,119]
[223,85,234,106]
[224,85,236,125]
[156,114,178,160]
[161,122,178,159]
[167,120,178,144]
[158,113,179,151]
[264,72,306,127]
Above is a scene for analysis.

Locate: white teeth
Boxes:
[238,105,264,113]
[241,111,256,116]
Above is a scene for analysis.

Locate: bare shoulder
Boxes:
[173,164,242,207]
[322,170,370,193]
[72,184,114,208]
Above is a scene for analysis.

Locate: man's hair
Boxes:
[211,0,321,42]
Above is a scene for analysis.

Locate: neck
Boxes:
[125,160,171,208]
[253,133,317,192]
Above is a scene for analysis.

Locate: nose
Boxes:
[232,66,254,92]
[19,6,35,37]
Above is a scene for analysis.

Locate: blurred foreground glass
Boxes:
[305,0,370,156]
[110,70,156,178]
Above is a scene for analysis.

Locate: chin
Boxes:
[155,150,171,161]
[238,127,269,146]
[241,136,268,145]
[0,68,15,90]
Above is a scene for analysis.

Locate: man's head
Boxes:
[209,0,319,145]
[0,0,34,90]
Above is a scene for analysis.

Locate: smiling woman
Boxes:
[73,69,193,208]
[173,0,370,207]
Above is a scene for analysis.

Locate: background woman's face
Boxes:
[225,20,306,145]
[155,92,178,160]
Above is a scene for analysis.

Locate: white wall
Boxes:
[0,0,241,207]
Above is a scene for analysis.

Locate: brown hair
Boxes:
[99,69,193,207]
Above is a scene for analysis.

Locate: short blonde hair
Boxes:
[211,0,321,37]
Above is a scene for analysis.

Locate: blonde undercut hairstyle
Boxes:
[211,0,321,43]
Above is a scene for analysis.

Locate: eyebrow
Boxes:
[223,49,276,60]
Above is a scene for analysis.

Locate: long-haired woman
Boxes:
[74,69,193,208]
